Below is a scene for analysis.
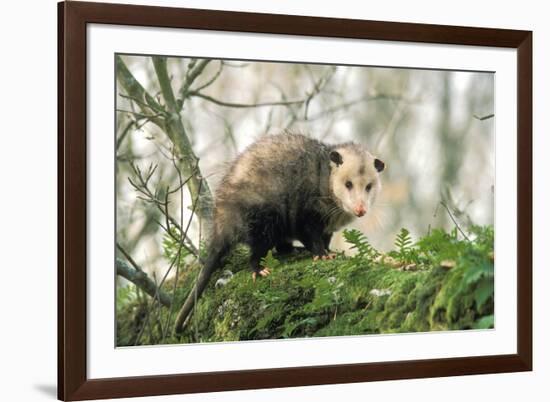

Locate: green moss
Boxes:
[116,225,494,345]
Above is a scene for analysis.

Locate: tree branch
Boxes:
[193,61,223,93]
[473,113,494,121]
[127,162,199,257]
[117,55,213,220]
[150,56,213,220]
[116,258,172,307]
[440,201,470,241]
[180,59,211,98]
[187,90,306,109]
[115,57,164,127]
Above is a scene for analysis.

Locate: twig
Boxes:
[127,162,199,257]
[474,113,494,121]
[134,173,204,345]
[180,59,211,98]
[187,91,307,108]
[164,186,171,235]
[173,177,206,335]
[303,66,336,120]
[192,60,224,93]
[115,57,164,128]
[267,81,300,128]
[306,93,407,122]
[117,55,214,221]
[194,203,203,340]
[116,243,143,272]
[116,109,162,120]
[116,258,172,307]
[116,120,135,151]
[162,158,199,341]
[151,56,213,220]
[118,93,166,115]
[374,97,408,152]
[440,201,470,241]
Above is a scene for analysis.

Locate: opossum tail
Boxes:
[174,237,230,334]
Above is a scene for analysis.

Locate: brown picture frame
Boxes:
[58,1,532,400]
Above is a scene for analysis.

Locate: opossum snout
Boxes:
[354,204,366,217]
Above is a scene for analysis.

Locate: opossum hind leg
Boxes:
[249,242,272,281]
[301,231,336,262]
[322,233,333,253]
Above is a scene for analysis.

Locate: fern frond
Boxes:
[343,229,380,261]
[395,228,413,254]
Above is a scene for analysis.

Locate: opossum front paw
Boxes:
[252,267,271,282]
[313,253,337,262]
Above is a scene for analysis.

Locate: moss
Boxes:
[117,226,495,345]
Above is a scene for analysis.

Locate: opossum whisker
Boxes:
[320,205,338,221]
[321,205,344,223]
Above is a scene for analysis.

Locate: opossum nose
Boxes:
[354,205,366,217]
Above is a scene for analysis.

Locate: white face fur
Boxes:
[329,146,384,218]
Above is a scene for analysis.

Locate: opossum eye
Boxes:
[345,181,353,190]
[366,183,373,192]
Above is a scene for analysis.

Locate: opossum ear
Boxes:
[374,158,385,172]
[330,151,343,167]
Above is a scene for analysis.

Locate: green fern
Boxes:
[392,228,422,264]
[395,228,413,254]
[343,229,380,260]
[261,249,281,269]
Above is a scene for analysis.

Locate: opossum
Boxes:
[175,133,384,332]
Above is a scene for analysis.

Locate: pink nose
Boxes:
[354,205,366,217]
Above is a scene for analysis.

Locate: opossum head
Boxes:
[329,144,385,218]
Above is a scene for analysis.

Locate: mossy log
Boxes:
[117,228,494,345]
[179,252,493,343]
[116,227,494,346]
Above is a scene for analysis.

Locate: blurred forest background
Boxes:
[116,54,494,277]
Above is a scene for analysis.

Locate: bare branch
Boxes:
[440,201,470,241]
[117,55,213,221]
[162,159,202,341]
[180,59,212,98]
[474,113,494,121]
[305,93,408,122]
[135,175,204,344]
[192,60,224,93]
[151,56,213,220]
[187,90,307,108]
[116,258,172,307]
[116,108,165,122]
[118,93,166,115]
[116,243,143,272]
[127,162,199,257]
[116,120,135,151]
[174,177,205,334]
[303,66,337,120]
[115,56,164,128]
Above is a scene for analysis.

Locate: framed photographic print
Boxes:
[58,1,532,400]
